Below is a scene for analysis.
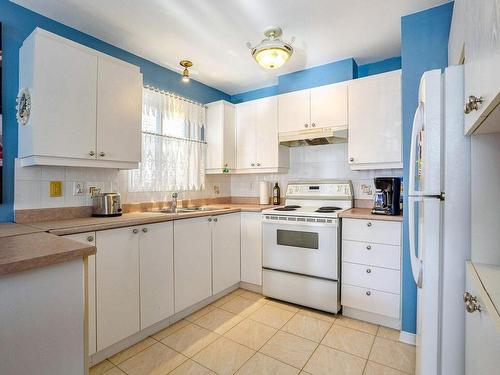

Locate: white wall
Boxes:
[231,143,402,202]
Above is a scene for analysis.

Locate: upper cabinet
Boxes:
[205,101,236,174]
[460,0,500,135]
[348,70,402,170]
[236,97,289,173]
[18,28,142,169]
[278,82,348,133]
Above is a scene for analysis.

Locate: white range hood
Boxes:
[279,126,348,147]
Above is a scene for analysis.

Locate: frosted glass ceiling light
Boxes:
[247,27,294,69]
[180,60,192,83]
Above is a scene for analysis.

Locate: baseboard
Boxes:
[342,307,401,329]
[399,331,416,346]
[239,281,262,293]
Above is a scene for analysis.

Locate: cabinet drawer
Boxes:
[342,218,401,246]
[342,240,400,270]
[342,284,400,318]
[342,262,400,294]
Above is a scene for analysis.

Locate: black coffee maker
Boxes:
[372,177,401,216]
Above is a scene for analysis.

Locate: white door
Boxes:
[310,82,348,129]
[348,70,402,168]
[241,212,262,285]
[278,89,311,133]
[96,227,140,350]
[236,101,256,169]
[212,213,241,294]
[255,97,279,168]
[63,232,97,356]
[96,56,142,163]
[139,222,174,328]
[21,33,97,160]
[174,217,212,313]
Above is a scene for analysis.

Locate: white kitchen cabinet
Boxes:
[212,213,241,294]
[278,82,348,133]
[348,70,402,170]
[241,212,263,286]
[341,217,402,329]
[96,55,142,164]
[18,28,142,169]
[63,232,97,356]
[461,0,500,135]
[236,96,289,173]
[206,101,236,174]
[139,222,174,328]
[96,227,140,351]
[174,217,213,313]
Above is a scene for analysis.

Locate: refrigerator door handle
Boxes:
[408,195,423,288]
[409,102,424,197]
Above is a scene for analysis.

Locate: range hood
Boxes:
[279,126,348,147]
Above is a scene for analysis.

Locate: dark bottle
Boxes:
[272,182,280,205]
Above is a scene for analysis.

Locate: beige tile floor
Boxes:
[90,289,415,375]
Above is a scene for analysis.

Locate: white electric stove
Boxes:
[262,180,353,313]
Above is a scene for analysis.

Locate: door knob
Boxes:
[366,245,372,250]
[366,268,372,274]
[99,152,105,157]
[311,123,316,127]
[132,229,139,234]
[367,222,372,227]
[304,124,309,128]
[142,228,148,233]
[464,292,481,313]
[213,218,218,222]
[89,151,95,156]
[349,157,354,162]
[366,291,371,296]
[251,163,255,167]
[208,218,212,222]
[464,95,484,114]
[87,236,94,242]
[256,162,261,166]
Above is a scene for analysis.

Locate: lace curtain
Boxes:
[128,88,206,192]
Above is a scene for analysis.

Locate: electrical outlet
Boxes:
[49,181,63,197]
[213,184,220,195]
[360,184,373,196]
[73,182,84,196]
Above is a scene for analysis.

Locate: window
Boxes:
[128,87,206,192]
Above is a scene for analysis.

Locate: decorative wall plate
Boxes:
[16,88,31,126]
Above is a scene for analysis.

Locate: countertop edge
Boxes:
[339,208,403,222]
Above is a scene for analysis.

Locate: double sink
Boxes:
[151,206,231,214]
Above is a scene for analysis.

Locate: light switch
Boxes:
[49,181,63,197]
[73,182,84,196]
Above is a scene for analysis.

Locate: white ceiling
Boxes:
[12,0,449,94]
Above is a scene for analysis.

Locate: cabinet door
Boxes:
[212,213,241,294]
[241,212,262,285]
[236,101,257,169]
[223,103,237,169]
[278,89,311,133]
[139,222,174,328]
[20,33,97,160]
[63,232,96,356]
[96,56,142,163]
[174,217,212,313]
[348,70,402,169]
[206,102,224,171]
[255,97,279,168]
[463,0,500,134]
[310,82,348,129]
[96,227,140,350]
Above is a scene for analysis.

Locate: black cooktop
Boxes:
[315,206,341,213]
[274,205,301,211]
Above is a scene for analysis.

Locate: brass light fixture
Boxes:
[180,60,193,83]
[247,27,294,69]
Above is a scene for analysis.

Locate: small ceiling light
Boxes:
[247,27,294,69]
[180,60,193,83]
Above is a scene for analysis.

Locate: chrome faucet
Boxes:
[171,192,179,213]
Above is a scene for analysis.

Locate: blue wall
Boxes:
[0,1,230,221]
[400,2,454,333]
[231,56,402,103]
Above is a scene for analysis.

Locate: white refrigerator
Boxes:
[408,65,470,375]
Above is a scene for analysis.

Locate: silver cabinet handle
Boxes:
[208,218,212,222]
[256,162,261,166]
[132,229,139,234]
[464,292,481,313]
[87,236,94,242]
[99,152,105,157]
[311,123,316,127]
[251,163,255,167]
[304,124,309,128]
[213,218,218,222]
[367,222,372,227]
[349,157,354,162]
[366,268,371,274]
[464,95,484,114]
[366,245,372,250]
[142,228,148,233]
[366,291,371,296]
[89,151,95,156]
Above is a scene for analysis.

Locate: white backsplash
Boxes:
[14,144,401,210]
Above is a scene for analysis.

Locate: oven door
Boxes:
[262,216,339,280]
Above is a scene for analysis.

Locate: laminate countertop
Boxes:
[339,208,403,222]
[26,204,275,236]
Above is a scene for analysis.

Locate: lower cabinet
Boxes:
[174,217,213,313]
[240,212,262,286]
[212,213,241,294]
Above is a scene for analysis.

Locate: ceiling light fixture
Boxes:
[180,60,193,83]
[247,27,294,69]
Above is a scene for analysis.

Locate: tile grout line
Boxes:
[361,326,378,374]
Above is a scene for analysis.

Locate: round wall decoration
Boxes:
[16,88,31,126]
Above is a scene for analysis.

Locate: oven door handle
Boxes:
[262,217,338,227]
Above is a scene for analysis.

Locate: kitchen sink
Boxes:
[150,206,230,214]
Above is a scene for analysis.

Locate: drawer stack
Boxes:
[341,218,402,328]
